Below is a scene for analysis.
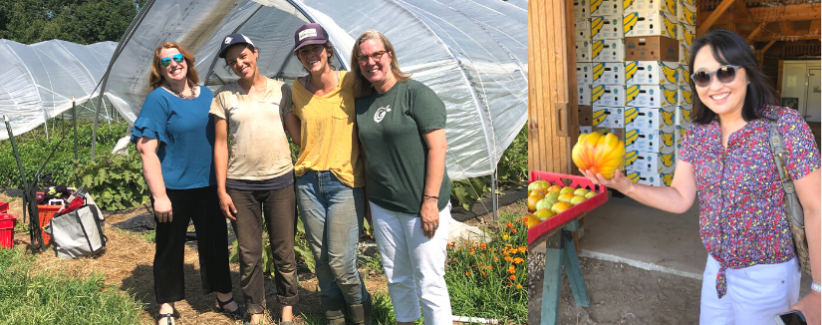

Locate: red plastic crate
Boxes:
[527,171,609,246]
[0,213,17,249]
[38,205,62,246]
[0,201,8,213]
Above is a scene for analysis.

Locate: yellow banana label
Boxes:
[665,0,677,14]
[682,26,695,46]
[625,129,639,146]
[661,151,675,167]
[625,61,638,81]
[624,12,638,34]
[593,63,605,82]
[592,85,605,104]
[661,129,675,146]
[681,87,693,104]
[591,0,604,14]
[624,107,639,124]
[681,68,691,84]
[592,109,607,126]
[627,171,640,183]
[681,106,692,122]
[661,63,678,84]
[661,172,674,186]
[682,5,696,25]
[662,109,675,126]
[623,0,634,10]
[626,84,640,104]
[592,40,605,59]
[592,17,605,37]
[663,87,678,106]
[625,150,639,166]
[664,14,677,38]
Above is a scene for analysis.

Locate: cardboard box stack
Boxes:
[675,0,695,156]
[621,0,680,187]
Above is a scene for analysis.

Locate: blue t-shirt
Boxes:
[130,87,217,189]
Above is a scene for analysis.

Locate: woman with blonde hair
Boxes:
[132,42,240,325]
[351,29,453,325]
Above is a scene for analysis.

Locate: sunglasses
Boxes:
[691,65,742,88]
[358,50,388,63]
[160,53,184,67]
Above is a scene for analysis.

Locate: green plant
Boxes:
[0,246,144,324]
[360,251,383,275]
[229,213,316,274]
[450,177,491,210]
[71,148,148,210]
[497,124,528,186]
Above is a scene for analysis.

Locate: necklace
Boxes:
[164,81,196,100]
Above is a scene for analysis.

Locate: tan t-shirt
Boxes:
[210,78,293,181]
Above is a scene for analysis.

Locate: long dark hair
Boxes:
[688,29,778,124]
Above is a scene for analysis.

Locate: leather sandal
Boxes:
[215,296,245,318]
[155,313,175,325]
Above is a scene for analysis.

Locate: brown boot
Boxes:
[321,296,347,325]
[347,296,373,325]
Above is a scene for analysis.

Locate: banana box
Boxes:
[624,106,676,131]
[678,0,697,25]
[678,84,693,106]
[591,0,623,16]
[577,63,594,84]
[625,125,676,153]
[625,151,677,174]
[676,105,692,124]
[677,22,695,49]
[578,84,592,105]
[623,11,678,38]
[592,62,626,85]
[675,122,688,150]
[591,39,626,62]
[592,15,624,40]
[579,105,594,126]
[625,84,679,107]
[625,61,680,85]
[626,168,674,186]
[624,0,676,15]
[574,0,591,18]
[576,18,592,41]
[579,126,593,135]
[592,106,624,128]
[576,40,593,62]
[592,84,627,106]
[678,65,690,85]
[679,41,690,64]
[625,36,680,61]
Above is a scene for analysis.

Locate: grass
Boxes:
[301,292,423,325]
[0,246,143,324]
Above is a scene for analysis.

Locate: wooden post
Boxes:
[746,22,768,44]
[528,0,579,174]
[697,0,737,36]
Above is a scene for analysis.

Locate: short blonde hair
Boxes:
[149,42,199,90]
[349,30,410,98]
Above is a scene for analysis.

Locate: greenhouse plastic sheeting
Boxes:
[0,40,117,140]
[104,0,527,180]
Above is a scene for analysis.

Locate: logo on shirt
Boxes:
[374,105,391,123]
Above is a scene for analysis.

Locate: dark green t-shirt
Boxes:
[355,79,451,215]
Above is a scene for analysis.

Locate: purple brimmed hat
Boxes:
[218,33,255,58]
[293,23,329,53]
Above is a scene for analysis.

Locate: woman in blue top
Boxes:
[131,42,241,325]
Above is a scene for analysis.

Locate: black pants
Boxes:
[153,186,232,304]
[227,185,299,314]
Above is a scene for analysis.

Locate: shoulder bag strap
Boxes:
[767,118,805,227]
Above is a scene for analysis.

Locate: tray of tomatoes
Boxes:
[526,170,608,246]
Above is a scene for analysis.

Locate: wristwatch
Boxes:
[812,281,821,293]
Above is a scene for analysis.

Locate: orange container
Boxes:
[37,205,62,246]
[0,213,17,249]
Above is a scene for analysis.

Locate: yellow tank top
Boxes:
[291,71,364,188]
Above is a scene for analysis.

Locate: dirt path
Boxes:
[528,254,701,325]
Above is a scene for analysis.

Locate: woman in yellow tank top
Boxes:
[284,23,371,325]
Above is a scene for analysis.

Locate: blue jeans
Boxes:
[296,171,369,304]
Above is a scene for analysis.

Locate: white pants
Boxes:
[370,201,453,325]
[700,255,801,325]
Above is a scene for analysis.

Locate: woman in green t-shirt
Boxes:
[350,29,453,325]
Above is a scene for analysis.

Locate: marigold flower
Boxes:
[487,265,493,270]
[503,234,509,240]
[506,222,513,229]
[469,250,475,255]
[464,241,469,246]
[516,284,523,289]
[513,257,524,264]
[522,217,529,223]
[507,281,513,287]
[503,250,509,256]
[510,275,516,281]
[452,258,457,263]
[512,229,517,233]
[480,243,487,250]
[471,245,476,250]
[506,244,512,247]
[508,266,516,274]
[504,256,513,262]
[518,246,527,253]
[481,271,488,278]
[465,271,471,276]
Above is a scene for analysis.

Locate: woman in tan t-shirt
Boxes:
[210,33,301,325]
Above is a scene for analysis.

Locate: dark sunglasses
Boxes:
[160,53,184,67]
[691,65,742,88]
[358,50,388,63]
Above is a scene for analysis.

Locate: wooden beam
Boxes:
[699,3,821,25]
[752,35,821,42]
[762,39,778,53]
[734,0,753,21]
[758,39,777,66]
[746,22,768,43]
[811,19,821,35]
[697,0,737,36]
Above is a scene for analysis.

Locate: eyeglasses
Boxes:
[358,50,388,63]
[691,65,742,88]
[160,53,184,67]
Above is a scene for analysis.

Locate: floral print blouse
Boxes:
[679,105,820,298]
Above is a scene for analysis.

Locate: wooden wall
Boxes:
[527,0,579,174]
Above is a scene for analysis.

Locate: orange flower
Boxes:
[516,284,523,289]
[487,265,493,270]
[471,245,476,250]
[506,244,512,247]
[464,241,469,246]
[512,229,517,233]
[452,258,457,263]
[469,250,475,255]
[506,222,513,229]
[465,271,471,276]
[504,256,513,262]
[522,217,529,224]
[480,243,487,250]
[481,271,488,278]
[513,257,524,264]
[503,250,509,256]
[518,246,527,253]
[510,275,516,281]
[507,281,513,287]
[508,266,516,274]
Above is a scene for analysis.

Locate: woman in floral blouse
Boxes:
[581,29,820,325]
